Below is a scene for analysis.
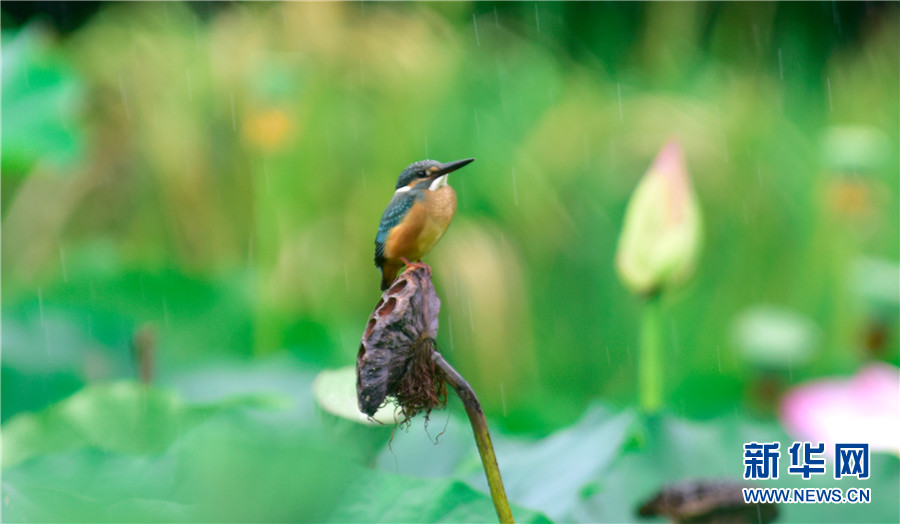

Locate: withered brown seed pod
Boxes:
[356,264,446,419]
[355,263,512,523]
[637,479,778,524]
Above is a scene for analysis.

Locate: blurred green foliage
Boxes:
[1,2,898,522]
[1,23,84,174]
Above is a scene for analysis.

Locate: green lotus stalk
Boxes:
[616,140,702,413]
[639,293,663,413]
[432,352,513,524]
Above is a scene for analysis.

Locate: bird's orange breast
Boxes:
[384,186,457,262]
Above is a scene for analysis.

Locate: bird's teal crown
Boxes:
[395,159,442,189]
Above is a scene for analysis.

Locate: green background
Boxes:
[2,2,897,522]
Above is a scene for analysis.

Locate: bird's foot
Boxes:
[400,257,429,271]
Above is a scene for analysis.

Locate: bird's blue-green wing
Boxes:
[374,191,417,266]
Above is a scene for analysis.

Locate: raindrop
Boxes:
[467,301,475,333]
[743,203,749,224]
[193,15,200,51]
[186,70,193,101]
[360,169,367,190]
[719,116,730,163]
[59,246,68,282]
[474,109,481,138]
[118,76,131,120]
[37,287,45,326]
[826,77,833,111]
[425,136,429,158]
[617,83,624,122]
[752,24,761,55]
[38,288,49,354]
[605,346,611,365]
[230,92,237,131]
[473,13,481,47]
[583,136,590,169]
[534,3,541,32]
[777,48,783,80]
[496,63,509,115]
[511,167,519,206]
[458,177,468,210]
[324,129,334,160]
[716,345,722,372]
[756,161,762,185]
[447,315,455,352]
[670,321,680,354]
[263,161,272,194]
[493,6,499,28]
[162,297,170,328]
[344,263,350,292]
[832,1,842,34]
[499,382,508,416]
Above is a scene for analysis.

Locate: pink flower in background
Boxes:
[780,363,900,456]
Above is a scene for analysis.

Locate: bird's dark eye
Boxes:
[418,170,428,178]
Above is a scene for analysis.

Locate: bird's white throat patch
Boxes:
[428,175,449,191]
[394,174,449,194]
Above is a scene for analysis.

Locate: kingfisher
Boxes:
[374,158,475,290]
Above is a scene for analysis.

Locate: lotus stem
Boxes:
[640,292,663,413]
[432,351,513,524]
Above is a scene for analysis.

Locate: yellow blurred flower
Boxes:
[825,179,871,218]
[616,140,703,296]
[242,108,293,152]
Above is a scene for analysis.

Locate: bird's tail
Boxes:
[379,262,401,291]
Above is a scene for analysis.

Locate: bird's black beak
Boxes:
[432,157,475,178]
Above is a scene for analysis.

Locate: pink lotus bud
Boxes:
[616,140,703,296]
